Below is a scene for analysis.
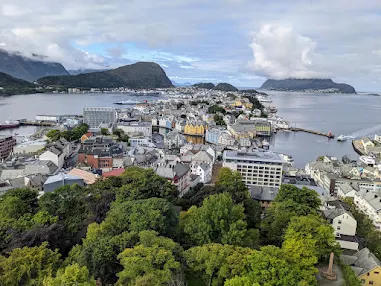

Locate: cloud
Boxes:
[248,25,327,79]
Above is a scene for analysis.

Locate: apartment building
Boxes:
[223,150,284,187]
[83,107,117,128]
[354,189,381,230]
[0,135,16,160]
[116,121,152,137]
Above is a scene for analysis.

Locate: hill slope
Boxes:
[214,83,238,92]
[0,72,35,88]
[0,50,69,82]
[260,78,356,94]
[38,62,173,89]
[192,83,215,89]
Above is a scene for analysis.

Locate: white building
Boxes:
[324,200,358,250]
[195,163,212,183]
[83,107,117,128]
[223,150,284,187]
[35,115,60,122]
[39,139,70,169]
[354,189,381,230]
[13,140,47,154]
[116,122,152,137]
[129,136,155,147]
[164,130,186,149]
[337,183,357,199]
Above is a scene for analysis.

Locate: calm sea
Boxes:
[0,91,380,168]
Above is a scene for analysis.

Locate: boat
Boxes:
[269,106,278,113]
[0,120,20,130]
[113,99,142,105]
[257,95,272,103]
[262,139,270,149]
[337,135,347,142]
[279,153,294,165]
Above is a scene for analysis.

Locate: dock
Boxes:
[352,139,366,155]
[18,121,56,127]
[290,127,335,138]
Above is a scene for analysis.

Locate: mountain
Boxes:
[0,50,69,82]
[38,62,173,89]
[0,72,35,88]
[214,83,238,92]
[192,83,215,89]
[68,69,108,75]
[260,78,356,94]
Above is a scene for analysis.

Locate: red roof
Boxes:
[103,168,125,178]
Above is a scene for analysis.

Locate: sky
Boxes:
[0,0,381,91]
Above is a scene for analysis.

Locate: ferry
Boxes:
[279,153,294,165]
[0,120,20,130]
[337,135,354,142]
[114,99,144,105]
[257,95,272,103]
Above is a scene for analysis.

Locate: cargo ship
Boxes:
[0,120,20,130]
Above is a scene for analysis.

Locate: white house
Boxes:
[354,189,381,230]
[196,163,212,183]
[39,139,70,169]
[324,200,358,250]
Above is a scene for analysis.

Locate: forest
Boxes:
[0,167,341,286]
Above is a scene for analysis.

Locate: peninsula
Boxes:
[260,78,356,94]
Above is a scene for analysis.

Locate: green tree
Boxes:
[101,128,110,135]
[261,185,321,245]
[0,243,61,286]
[180,193,258,247]
[185,244,254,286]
[118,167,178,202]
[43,263,96,286]
[224,246,316,286]
[116,231,182,286]
[283,215,339,261]
[103,198,179,238]
[45,129,61,141]
[215,168,249,202]
[39,184,88,233]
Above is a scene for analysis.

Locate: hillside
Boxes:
[260,78,356,94]
[214,83,238,92]
[0,72,35,88]
[38,62,173,89]
[0,49,69,82]
[192,82,215,89]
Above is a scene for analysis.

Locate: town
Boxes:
[1,86,381,285]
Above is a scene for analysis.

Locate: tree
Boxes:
[100,128,110,135]
[116,231,182,286]
[46,129,61,141]
[39,184,89,234]
[215,168,249,202]
[103,198,179,238]
[283,215,339,261]
[224,246,316,286]
[0,243,61,286]
[43,264,96,286]
[185,244,254,286]
[261,185,321,245]
[118,167,178,202]
[180,193,258,247]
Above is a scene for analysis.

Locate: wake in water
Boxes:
[347,124,381,139]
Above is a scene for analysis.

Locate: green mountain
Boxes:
[0,49,69,82]
[260,78,356,94]
[0,72,35,88]
[214,83,238,92]
[192,82,215,89]
[38,62,173,89]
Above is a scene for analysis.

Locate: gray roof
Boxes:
[224,150,283,164]
[249,186,279,201]
[338,183,356,194]
[341,248,381,276]
[44,173,82,185]
[192,150,213,162]
[173,163,190,178]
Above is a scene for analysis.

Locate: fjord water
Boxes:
[0,91,380,168]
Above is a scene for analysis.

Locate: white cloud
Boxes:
[248,25,326,79]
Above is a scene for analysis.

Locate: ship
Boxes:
[269,106,278,113]
[0,120,20,130]
[113,99,144,105]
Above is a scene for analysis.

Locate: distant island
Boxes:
[38,62,173,89]
[260,78,356,94]
[191,82,239,92]
[0,49,69,82]
[192,83,215,89]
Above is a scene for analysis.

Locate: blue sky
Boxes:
[1,0,381,90]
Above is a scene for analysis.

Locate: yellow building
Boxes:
[358,266,381,285]
[184,123,207,135]
[232,99,253,109]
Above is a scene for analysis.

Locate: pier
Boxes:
[18,120,56,127]
[290,127,335,138]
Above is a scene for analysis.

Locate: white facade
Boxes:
[332,213,357,236]
[195,164,212,183]
[83,107,117,128]
[116,122,152,137]
[13,140,46,154]
[223,150,283,187]
[129,136,154,147]
[35,115,59,122]
[354,190,381,230]
[39,150,64,169]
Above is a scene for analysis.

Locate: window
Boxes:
[369,281,373,285]
[337,226,341,230]
[367,273,370,276]
[338,220,342,224]
[374,272,379,274]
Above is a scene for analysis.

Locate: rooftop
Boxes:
[224,150,283,164]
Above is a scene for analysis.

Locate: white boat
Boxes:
[114,99,142,105]
[257,95,272,103]
[279,153,294,165]
[337,135,347,142]
[359,155,375,166]
[262,140,270,149]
